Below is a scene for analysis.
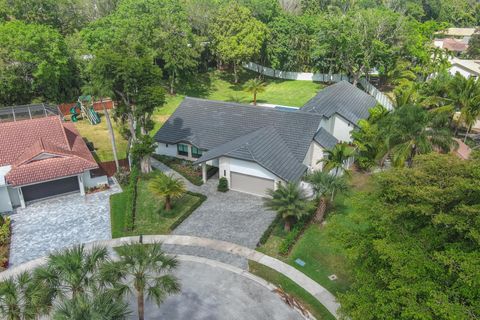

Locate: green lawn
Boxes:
[151,70,324,135]
[72,112,128,162]
[249,261,335,320]
[110,171,204,238]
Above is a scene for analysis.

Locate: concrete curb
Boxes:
[0,235,341,319]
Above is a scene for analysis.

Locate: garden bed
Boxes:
[110,170,206,238]
[0,216,11,270]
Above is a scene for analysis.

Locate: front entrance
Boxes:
[230,172,274,197]
[22,176,80,202]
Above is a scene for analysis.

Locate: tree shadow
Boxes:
[175,72,213,98]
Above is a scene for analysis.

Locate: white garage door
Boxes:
[230,172,275,197]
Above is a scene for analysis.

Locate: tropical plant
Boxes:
[320,143,355,176]
[99,242,181,320]
[148,173,186,211]
[264,182,310,231]
[0,272,49,320]
[307,170,349,222]
[243,78,266,105]
[130,134,156,174]
[448,73,480,141]
[381,104,455,167]
[53,288,131,320]
[33,245,109,304]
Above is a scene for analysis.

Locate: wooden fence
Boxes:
[58,99,115,116]
[97,158,130,177]
[244,62,394,110]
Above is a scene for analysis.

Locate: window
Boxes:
[177,144,188,156]
[191,146,203,158]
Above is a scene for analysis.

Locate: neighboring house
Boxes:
[433,38,469,55]
[449,57,480,79]
[435,27,477,38]
[0,116,107,212]
[154,81,377,197]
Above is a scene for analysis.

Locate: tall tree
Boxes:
[330,154,480,319]
[0,21,77,106]
[100,243,181,320]
[264,182,311,231]
[148,172,186,211]
[210,2,268,83]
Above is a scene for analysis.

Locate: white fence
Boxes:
[244,62,394,110]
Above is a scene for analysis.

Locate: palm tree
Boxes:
[53,288,131,320]
[34,245,109,304]
[148,173,186,211]
[243,78,266,106]
[382,104,455,167]
[264,182,310,232]
[307,170,349,223]
[320,143,356,176]
[0,272,49,320]
[448,73,480,141]
[99,242,181,320]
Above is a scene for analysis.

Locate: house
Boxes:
[433,38,469,55]
[0,115,107,212]
[449,57,480,79]
[435,27,477,38]
[153,81,377,196]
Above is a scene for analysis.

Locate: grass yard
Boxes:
[249,261,335,320]
[110,171,205,238]
[150,70,324,135]
[72,112,128,162]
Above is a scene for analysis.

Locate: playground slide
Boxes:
[88,107,101,125]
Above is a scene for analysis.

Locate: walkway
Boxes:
[0,235,340,319]
[151,157,277,269]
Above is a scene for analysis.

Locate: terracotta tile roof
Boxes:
[0,116,98,186]
[442,38,468,52]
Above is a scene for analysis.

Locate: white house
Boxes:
[153,81,377,197]
[449,58,480,79]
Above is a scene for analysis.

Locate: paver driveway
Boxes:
[9,182,121,266]
[151,158,276,268]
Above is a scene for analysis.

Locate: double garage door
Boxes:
[230,172,275,197]
[22,176,80,202]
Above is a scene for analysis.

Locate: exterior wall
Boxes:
[219,157,283,188]
[303,142,325,172]
[82,170,108,189]
[8,187,21,207]
[0,186,12,213]
[450,65,479,79]
[332,114,354,142]
[155,142,178,157]
[319,117,334,132]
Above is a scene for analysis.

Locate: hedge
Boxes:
[124,166,139,231]
[169,191,207,231]
[257,214,282,247]
[217,177,229,192]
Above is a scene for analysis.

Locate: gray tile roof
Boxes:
[301,81,377,125]
[154,97,323,181]
[194,127,307,181]
[314,128,338,149]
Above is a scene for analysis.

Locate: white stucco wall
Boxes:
[219,157,283,187]
[8,187,21,207]
[450,65,479,79]
[332,114,354,142]
[0,186,12,213]
[304,142,325,171]
[155,142,178,157]
[82,170,108,189]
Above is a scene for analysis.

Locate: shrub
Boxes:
[279,224,303,256]
[124,166,139,231]
[114,167,130,186]
[258,214,282,246]
[152,155,203,186]
[0,217,10,245]
[218,177,229,192]
[169,191,207,231]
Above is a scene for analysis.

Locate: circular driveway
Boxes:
[130,258,304,320]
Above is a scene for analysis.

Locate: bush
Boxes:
[218,177,229,192]
[258,214,282,247]
[279,224,303,256]
[114,167,130,186]
[169,191,207,231]
[124,166,139,231]
[152,154,203,186]
[0,217,10,245]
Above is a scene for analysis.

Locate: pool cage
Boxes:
[0,103,62,123]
